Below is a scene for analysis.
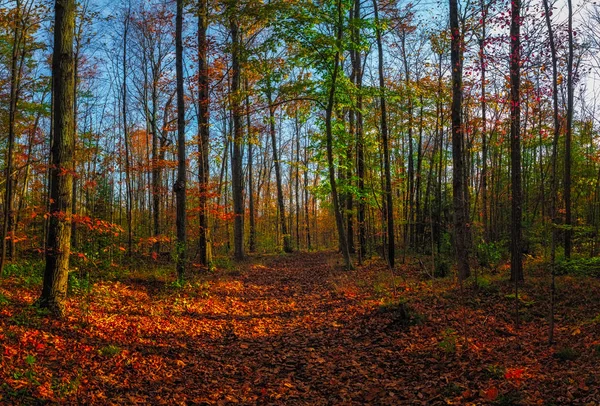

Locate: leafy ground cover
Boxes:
[1,251,599,404]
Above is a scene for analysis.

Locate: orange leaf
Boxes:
[484,387,498,401]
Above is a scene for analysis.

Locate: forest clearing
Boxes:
[1,251,600,405]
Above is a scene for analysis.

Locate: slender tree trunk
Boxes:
[198,0,212,267]
[480,0,489,241]
[543,0,561,344]
[38,0,75,317]
[266,85,292,253]
[510,0,523,283]
[449,0,470,280]
[353,0,366,260]
[0,3,22,273]
[373,0,394,268]
[229,6,244,260]
[122,9,133,259]
[564,0,574,259]
[401,29,415,251]
[246,79,256,253]
[326,0,352,270]
[175,0,187,280]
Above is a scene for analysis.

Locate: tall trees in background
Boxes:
[0,0,597,291]
[38,0,75,316]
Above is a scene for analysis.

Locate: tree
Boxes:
[373,0,394,269]
[326,0,353,270]
[228,1,245,261]
[37,0,75,317]
[449,0,470,281]
[197,0,212,268]
[564,0,574,259]
[265,79,293,254]
[175,0,186,280]
[509,0,523,283]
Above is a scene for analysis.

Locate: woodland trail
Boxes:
[1,251,600,404]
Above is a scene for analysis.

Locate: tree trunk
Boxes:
[175,0,187,280]
[0,2,22,273]
[38,0,76,317]
[509,0,523,283]
[246,79,256,253]
[449,0,470,280]
[373,0,394,269]
[229,6,244,260]
[564,0,574,259]
[266,85,292,253]
[198,0,212,268]
[326,0,352,270]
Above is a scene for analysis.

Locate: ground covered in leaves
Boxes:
[1,251,600,405]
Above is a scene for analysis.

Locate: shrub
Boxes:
[555,257,600,278]
[476,241,502,269]
[434,259,450,278]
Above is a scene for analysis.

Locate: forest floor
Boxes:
[1,251,600,405]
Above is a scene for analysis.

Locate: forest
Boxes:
[1,0,600,403]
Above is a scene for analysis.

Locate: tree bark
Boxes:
[198,0,212,267]
[175,0,187,280]
[373,0,394,269]
[449,0,470,280]
[326,0,352,270]
[266,85,292,253]
[38,0,76,317]
[509,0,523,283]
[564,0,574,259]
[229,4,244,261]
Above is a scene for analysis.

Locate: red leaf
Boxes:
[484,387,499,400]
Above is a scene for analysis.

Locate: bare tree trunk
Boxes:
[122,8,133,259]
[38,0,75,317]
[229,5,244,260]
[449,0,470,280]
[353,0,366,261]
[198,0,212,267]
[509,0,523,284]
[266,85,292,253]
[175,0,187,280]
[0,2,22,273]
[246,79,256,253]
[564,0,574,259]
[373,0,394,269]
[480,0,489,242]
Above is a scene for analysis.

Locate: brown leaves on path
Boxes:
[1,251,599,404]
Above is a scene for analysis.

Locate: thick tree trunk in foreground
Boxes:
[38,0,76,317]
